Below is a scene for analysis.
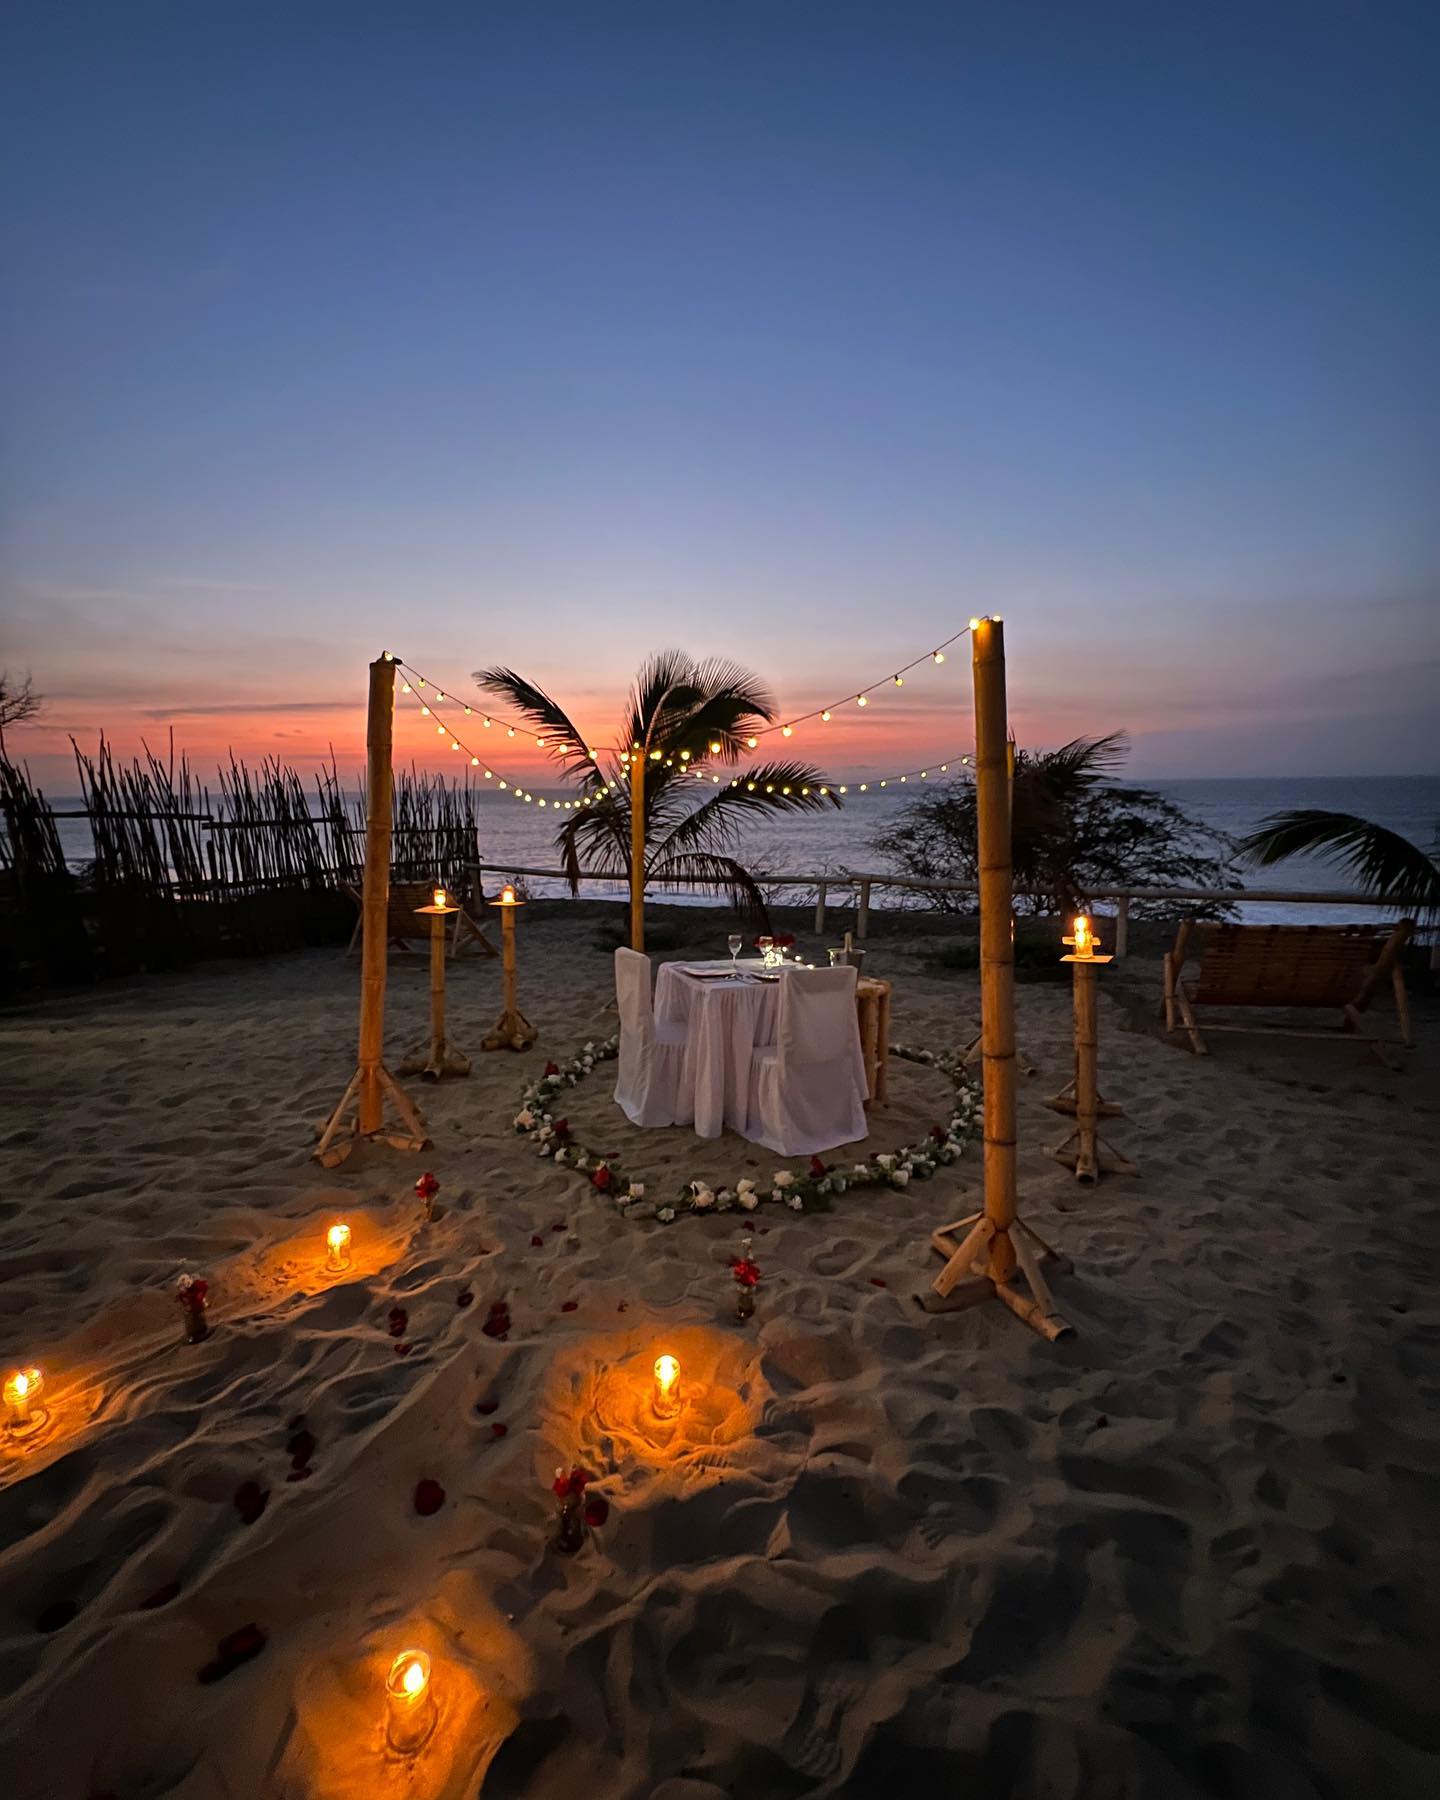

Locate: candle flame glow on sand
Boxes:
[652,1353,681,1420]
[325,1222,352,1272]
[385,1648,436,1754]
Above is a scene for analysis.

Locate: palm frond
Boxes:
[652,762,838,859]
[647,848,773,922]
[1240,809,1440,916]
[472,667,595,781]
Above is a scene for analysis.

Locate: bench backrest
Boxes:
[1188,922,1393,1009]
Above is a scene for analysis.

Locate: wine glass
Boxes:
[757,934,774,969]
[727,933,743,974]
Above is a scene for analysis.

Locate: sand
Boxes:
[0,907,1436,1799]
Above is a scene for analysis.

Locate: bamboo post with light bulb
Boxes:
[315,654,429,1165]
[1046,915,1136,1181]
[922,617,1071,1339]
[399,887,471,1079]
[482,885,536,1051]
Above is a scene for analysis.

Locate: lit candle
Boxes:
[3,1366,46,1438]
[652,1353,681,1421]
[385,1648,436,1754]
[432,887,447,910]
[1072,915,1094,958]
[325,1222,352,1272]
[499,885,516,905]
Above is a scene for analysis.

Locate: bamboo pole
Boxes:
[398,898,470,1079]
[974,618,1017,1285]
[358,654,395,1133]
[1070,962,1099,1181]
[314,654,428,1163]
[920,617,1071,1335]
[481,894,537,1051]
[630,751,645,953]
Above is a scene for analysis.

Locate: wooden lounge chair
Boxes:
[344,881,497,960]
[1163,918,1413,1062]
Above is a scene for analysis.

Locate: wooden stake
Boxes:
[399,902,470,1079]
[917,618,1071,1336]
[630,750,645,953]
[315,654,428,1165]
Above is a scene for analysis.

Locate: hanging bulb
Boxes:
[821,710,831,722]
[859,782,867,791]
[893,675,903,687]
[746,736,757,749]
[421,705,431,716]
[507,727,515,738]
[483,717,491,727]
[838,785,848,794]
[401,682,412,693]
[709,740,721,754]
[856,695,868,708]
[782,725,792,737]
[471,756,479,766]
[969,617,981,630]
[464,705,472,713]
[932,650,945,663]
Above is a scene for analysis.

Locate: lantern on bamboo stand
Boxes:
[399,888,471,1079]
[481,885,536,1052]
[1045,915,1137,1182]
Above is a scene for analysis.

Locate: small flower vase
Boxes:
[554,1488,585,1555]
[182,1298,208,1344]
[735,1283,756,1323]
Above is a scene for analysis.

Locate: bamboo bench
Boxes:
[1163,918,1413,1063]
[344,881,497,960]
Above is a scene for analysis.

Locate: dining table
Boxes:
[652,959,891,1140]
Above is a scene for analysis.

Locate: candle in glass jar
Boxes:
[1072,915,1094,958]
[325,1222,352,1272]
[3,1367,46,1438]
[432,887,447,910]
[385,1648,436,1754]
[652,1353,681,1420]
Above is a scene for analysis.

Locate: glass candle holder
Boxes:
[325,1222,352,1272]
[385,1649,436,1754]
[3,1367,47,1439]
[652,1353,681,1420]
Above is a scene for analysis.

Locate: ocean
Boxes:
[43,775,1438,925]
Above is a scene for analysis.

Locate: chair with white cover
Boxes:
[613,948,690,1127]
[746,965,868,1156]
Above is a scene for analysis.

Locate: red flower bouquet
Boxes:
[415,1171,440,1219]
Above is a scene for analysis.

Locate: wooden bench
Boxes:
[344,881,497,960]
[1163,918,1413,1062]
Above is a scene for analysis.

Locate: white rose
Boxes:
[739,1191,758,1211]
[553,1147,568,1165]
[876,1154,896,1171]
[515,1108,535,1129]
[657,1206,676,1223]
[832,1175,847,1194]
[892,1169,910,1188]
[773,1170,795,1188]
[628,1181,645,1199]
[787,1194,804,1212]
[715,1189,734,1211]
[853,1163,870,1177]
[692,1188,715,1210]
[737,1178,757,1196]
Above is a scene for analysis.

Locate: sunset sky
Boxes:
[3,2,1436,791]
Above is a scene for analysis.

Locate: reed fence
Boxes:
[0,740,486,991]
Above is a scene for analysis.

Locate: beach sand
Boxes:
[1,908,1436,1798]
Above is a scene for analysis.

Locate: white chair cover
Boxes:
[613,948,690,1128]
[745,964,868,1155]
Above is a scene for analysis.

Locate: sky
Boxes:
[2,0,1437,790]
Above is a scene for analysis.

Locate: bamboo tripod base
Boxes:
[1043,1080,1124,1119]
[918,1209,1073,1340]
[313,1064,430,1168]
[961,1030,1037,1077]
[397,1040,472,1080]
[481,1009,537,1053]
[1046,1129,1137,1182]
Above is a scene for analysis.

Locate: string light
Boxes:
[744,623,974,745]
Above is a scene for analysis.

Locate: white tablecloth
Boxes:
[654,960,782,1139]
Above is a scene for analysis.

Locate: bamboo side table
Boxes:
[399,889,471,1079]
[856,977,891,1105]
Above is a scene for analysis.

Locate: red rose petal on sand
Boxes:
[475,1400,499,1415]
[286,1467,313,1483]
[233,1481,268,1526]
[139,1580,181,1610]
[457,1289,474,1308]
[198,1623,267,1684]
[387,1307,408,1337]
[395,1342,412,1356]
[287,1429,316,1467]
[617,1302,628,1313]
[869,1277,888,1288]
[552,1222,567,1234]
[413,1478,446,1517]
[560,1300,578,1313]
[583,1495,610,1527]
[490,1422,508,1438]
[530,1235,544,1248]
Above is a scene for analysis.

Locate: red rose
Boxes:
[552,1466,592,1498]
[808,1155,827,1179]
[929,1124,946,1143]
[415,1172,439,1200]
[553,1119,570,1139]
[544,1061,560,1076]
[583,1495,610,1528]
[731,1256,762,1288]
[592,1164,613,1192]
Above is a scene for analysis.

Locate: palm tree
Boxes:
[473,650,839,917]
[1240,810,1440,920]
